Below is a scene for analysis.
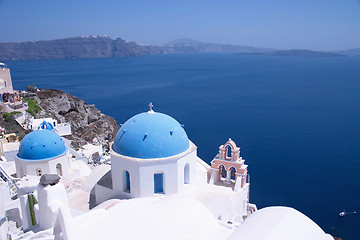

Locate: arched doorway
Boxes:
[184,163,190,184]
[154,172,164,194]
[56,163,63,176]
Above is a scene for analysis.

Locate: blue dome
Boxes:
[113,112,190,159]
[18,129,67,160]
[38,121,54,130]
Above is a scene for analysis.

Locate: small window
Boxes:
[184,163,190,184]
[56,163,63,176]
[36,168,42,176]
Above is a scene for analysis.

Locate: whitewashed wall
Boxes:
[15,152,70,178]
[0,185,8,240]
[110,141,198,199]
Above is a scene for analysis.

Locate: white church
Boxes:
[15,126,69,178]
[0,104,334,240]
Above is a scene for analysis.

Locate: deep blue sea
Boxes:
[7,54,360,239]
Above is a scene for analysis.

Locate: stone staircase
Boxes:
[7,221,24,240]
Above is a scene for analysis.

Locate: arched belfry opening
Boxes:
[154,172,164,194]
[184,163,190,184]
[230,167,236,181]
[226,145,232,159]
[219,165,226,180]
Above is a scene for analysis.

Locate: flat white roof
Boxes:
[71,194,232,240]
[0,161,16,176]
[31,118,56,126]
[79,144,102,157]
[2,142,20,152]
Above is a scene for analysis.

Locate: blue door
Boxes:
[154,173,164,194]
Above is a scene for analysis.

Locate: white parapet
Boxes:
[37,182,70,230]
[0,187,8,240]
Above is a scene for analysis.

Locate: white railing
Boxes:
[0,164,19,199]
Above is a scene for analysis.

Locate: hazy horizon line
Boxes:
[0,34,358,52]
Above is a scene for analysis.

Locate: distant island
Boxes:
[237,49,346,58]
[0,35,355,61]
[330,48,360,56]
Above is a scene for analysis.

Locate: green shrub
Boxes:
[24,97,42,116]
[1,112,26,137]
[3,111,21,121]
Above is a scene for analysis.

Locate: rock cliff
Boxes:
[0,36,152,61]
[0,35,277,61]
[35,89,119,148]
[0,35,355,61]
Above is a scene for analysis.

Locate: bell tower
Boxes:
[209,138,248,191]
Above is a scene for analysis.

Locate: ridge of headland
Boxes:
[0,36,275,61]
[0,36,153,61]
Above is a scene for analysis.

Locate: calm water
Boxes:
[7,54,360,239]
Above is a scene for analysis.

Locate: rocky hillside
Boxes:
[35,89,119,148]
[0,36,152,61]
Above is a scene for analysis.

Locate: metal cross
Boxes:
[149,102,153,112]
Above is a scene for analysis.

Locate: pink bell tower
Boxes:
[209,138,248,191]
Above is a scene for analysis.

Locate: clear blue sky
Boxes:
[0,0,359,51]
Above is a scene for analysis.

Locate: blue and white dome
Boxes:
[112,112,190,159]
[38,120,54,130]
[18,129,66,160]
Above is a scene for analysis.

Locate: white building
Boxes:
[0,63,24,111]
[0,105,334,240]
[1,142,20,162]
[76,144,103,164]
[228,206,333,240]
[110,109,198,198]
[92,108,224,207]
[27,119,72,137]
[28,118,57,131]
[0,62,14,95]
[15,128,70,178]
